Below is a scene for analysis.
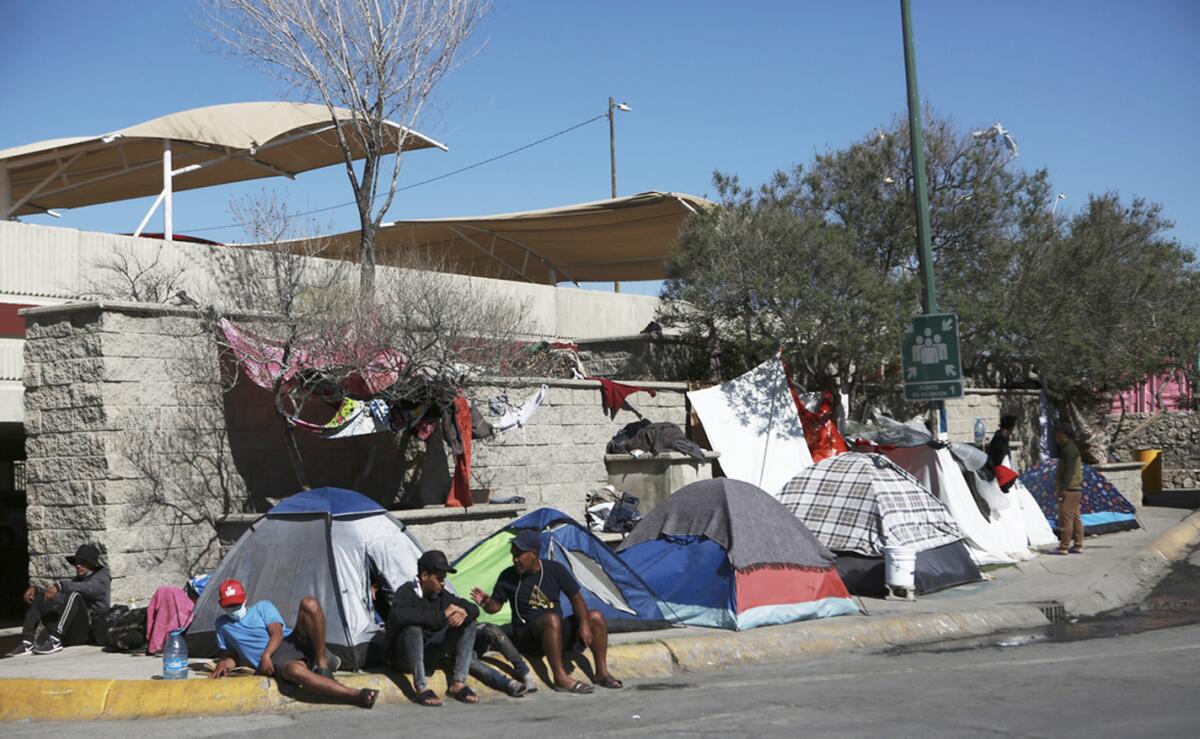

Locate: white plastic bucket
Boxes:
[882,546,917,590]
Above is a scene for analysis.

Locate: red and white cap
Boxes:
[218,579,247,608]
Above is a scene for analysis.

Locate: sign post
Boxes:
[901,313,963,401]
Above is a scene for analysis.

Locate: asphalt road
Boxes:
[9,617,1200,738]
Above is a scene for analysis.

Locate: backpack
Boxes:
[95,605,149,652]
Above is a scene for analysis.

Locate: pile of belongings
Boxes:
[586,485,642,533]
[617,478,859,630]
[606,419,705,459]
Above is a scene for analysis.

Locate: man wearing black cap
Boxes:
[471,529,623,693]
[5,543,111,657]
[386,550,480,706]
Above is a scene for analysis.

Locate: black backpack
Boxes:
[95,605,148,652]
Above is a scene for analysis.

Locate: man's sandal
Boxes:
[553,680,594,694]
[357,688,379,709]
[594,675,624,689]
[449,685,479,704]
[414,688,442,707]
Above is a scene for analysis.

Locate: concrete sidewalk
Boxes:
[1,506,1197,722]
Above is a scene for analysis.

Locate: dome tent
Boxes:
[448,508,668,630]
[1018,460,1139,536]
[617,478,859,630]
[187,487,424,670]
[778,453,982,596]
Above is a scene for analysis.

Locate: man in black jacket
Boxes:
[6,543,111,657]
[386,550,479,706]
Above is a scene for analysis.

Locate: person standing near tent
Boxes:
[385,550,481,707]
[470,529,623,693]
[987,415,1017,469]
[209,580,377,709]
[1054,424,1085,554]
[5,543,110,657]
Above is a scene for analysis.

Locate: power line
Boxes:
[183,111,608,235]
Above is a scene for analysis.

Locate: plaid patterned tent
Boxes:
[777,453,963,556]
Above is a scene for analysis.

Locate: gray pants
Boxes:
[394,621,476,690]
[469,623,531,692]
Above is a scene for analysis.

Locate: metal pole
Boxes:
[0,165,10,220]
[900,0,942,438]
[162,140,173,242]
[609,97,621,292]
[900,0,936,315]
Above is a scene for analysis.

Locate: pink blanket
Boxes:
[146,586,194,654]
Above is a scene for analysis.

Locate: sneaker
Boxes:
[32,635,63,655]
[521,671,539,694]
[3,640,34,658]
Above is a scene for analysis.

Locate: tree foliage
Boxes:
[661,111,1200,422]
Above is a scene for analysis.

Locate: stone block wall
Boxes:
[1103,412,1200,489]
[23,304,238,599]
[467,378,688,522]
[21,302,691,601]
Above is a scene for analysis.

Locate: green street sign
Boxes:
[901,313,963,401]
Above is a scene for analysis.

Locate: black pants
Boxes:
[22,589,92,645]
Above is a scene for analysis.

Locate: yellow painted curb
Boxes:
[1144,510,1200,562]
[0,678,112,721]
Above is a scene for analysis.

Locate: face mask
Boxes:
[223,604,247,621]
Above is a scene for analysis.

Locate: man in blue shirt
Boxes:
[210,579,377,708]
[471,530,623,693]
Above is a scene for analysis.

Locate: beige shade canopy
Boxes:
[0,102,445,217]
[292,191,714,284]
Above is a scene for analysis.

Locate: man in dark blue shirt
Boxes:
[471,529,622,693]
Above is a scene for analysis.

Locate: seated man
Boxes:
[470,622,537,697]
[6,543,111,657]
[470,530,622,693]
[385,550,479,706]
[209,579,377,709]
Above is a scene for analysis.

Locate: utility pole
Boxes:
[608,96,630,292]
[900,0,936,315]
[900,0,943,435]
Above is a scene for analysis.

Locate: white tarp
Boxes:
[1003,454,1059,548]
[886,445,1033,565]
[687,357,814,497]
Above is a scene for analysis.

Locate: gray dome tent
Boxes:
[187,487,423,670]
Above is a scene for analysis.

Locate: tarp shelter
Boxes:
[884,444,1037,565]
[448,508,668,630]
[187,487,424,669]
[0,101,444,231]
[617,478,858,630]
[1018,461,1140,535]
[266,191,712,285]
[688,357,815,497]
[777,453,981,595]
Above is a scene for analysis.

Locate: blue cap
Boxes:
[511,529,542,553]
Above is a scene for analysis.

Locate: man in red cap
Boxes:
[210,579,377,708]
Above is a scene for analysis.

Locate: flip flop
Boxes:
[414,688,442,707]
[553,680,594,694]
[594,675,623,689]
[358,688,379,709]
[449,685,479,704]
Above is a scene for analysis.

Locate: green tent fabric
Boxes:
[448,530,515,625]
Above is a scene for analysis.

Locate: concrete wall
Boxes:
[20,302,688,600]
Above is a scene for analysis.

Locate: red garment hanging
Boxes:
[588,377,657,418]
[780,356,849,463]
[447,394,474,508]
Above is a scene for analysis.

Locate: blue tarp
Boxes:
[268,487,385,517]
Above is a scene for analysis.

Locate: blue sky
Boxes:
[2,1,1198,296]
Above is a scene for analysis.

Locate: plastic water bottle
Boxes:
[974,418,987,444]
[163,629,189,680]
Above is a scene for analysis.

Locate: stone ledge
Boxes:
[604,451,720,462]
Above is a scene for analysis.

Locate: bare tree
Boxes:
[81,244,188,304]
[204,0,489,299]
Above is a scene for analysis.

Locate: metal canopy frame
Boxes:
[0,114,444,241]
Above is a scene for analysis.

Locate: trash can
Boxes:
[1135,449,1163,494]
